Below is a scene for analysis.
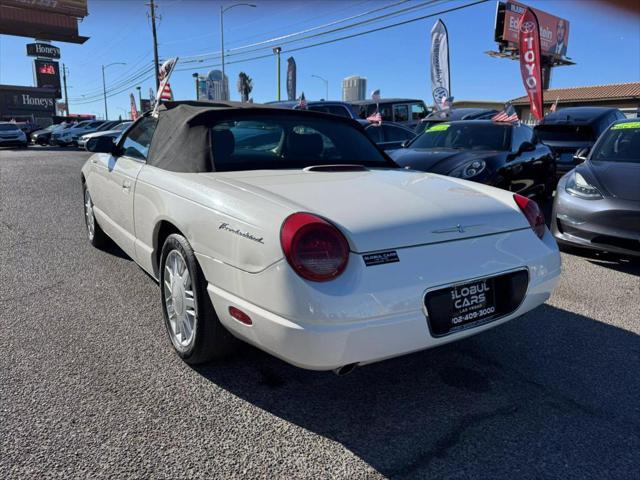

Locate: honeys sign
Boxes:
[26,43,61,59]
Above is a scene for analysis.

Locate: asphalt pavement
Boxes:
[1,147,639,479]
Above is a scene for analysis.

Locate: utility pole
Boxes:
[149,0,160,89]
[273,46,281,101]
[136,86,142,111]
[62,64,69,116]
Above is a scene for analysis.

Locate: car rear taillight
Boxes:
[280,213,350,282]
[514,194,545,239]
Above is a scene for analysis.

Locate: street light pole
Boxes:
[101,62,126,120]
[192,73,200,99]
[273,46,281,101]
[220,3,256,101]
[311,74,329,100]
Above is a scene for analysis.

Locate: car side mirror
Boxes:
[518,141,535,153]
[86,136,117,154]
[573,147,589,163]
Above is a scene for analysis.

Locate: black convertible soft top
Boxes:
[146,101,369,173]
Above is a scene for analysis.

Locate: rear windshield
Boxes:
[209,116,392,172]
[307,105,352,118]
[0,124,19,131]
[591,123,640,164]
[535,124,596,142]
[411,123,511,151]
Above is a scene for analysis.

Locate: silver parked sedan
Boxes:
[551,119,640,257]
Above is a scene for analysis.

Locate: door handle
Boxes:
[122,180,131,191]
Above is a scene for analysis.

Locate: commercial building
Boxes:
[0,84,56,126]
[204,70,229,101]
[511,81,640,121]
[342,76,367,102]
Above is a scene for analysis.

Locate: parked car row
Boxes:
[28,119,130,149]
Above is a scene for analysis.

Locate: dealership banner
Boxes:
[518,8,544,120]
[502,1,569,57]
[130,93,139,120]
[430,19,450,111]
[286,57,296,101]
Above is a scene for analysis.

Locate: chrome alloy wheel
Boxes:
[84,188,95,240]
[163,250,197,348]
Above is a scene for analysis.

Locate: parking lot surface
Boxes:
[1,147,639,479]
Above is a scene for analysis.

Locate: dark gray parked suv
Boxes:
[534,107,626,178]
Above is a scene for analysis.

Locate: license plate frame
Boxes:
[424,269,529,337]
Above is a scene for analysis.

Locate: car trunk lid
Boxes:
[211,169,530,253]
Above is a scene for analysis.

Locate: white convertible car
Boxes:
[81,101,561,373]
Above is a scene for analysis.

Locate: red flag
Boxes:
[130,93,139,120]
[518,8,544,121]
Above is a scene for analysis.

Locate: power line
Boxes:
[74,0,488,103]
[177,0,487,71]
[180,0,413,61]
[71,0,437,100]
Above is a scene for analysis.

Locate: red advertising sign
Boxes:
[130,93,139,121]
[518,8,544,120]
[502,1,569,57]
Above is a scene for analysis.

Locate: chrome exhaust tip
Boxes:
[333,363,358,376]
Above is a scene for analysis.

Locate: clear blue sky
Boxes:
[0,0,638,119]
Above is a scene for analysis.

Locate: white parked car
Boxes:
[51,120,105,146]
[0,121,28,148]
[78,121,132,149]
[81,102,561,373]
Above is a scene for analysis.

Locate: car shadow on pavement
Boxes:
[194,304,639,479]
[562,247,640,276]
[26,146,83,152]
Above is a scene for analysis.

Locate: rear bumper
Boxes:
[204,229,561,370]
[208,272,557,370]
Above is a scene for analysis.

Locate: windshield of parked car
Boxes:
[0,123,20,131]
[209,115,393,172]
[410,123,511,151]
[114,122,132,132]
[591,123,640,164]
[535,124,596,142]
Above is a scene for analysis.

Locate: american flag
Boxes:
[297,91,307,110]
[366,111,382,125]
[371,89,381,103]
[492,103,519,123]
[160,82,173,101]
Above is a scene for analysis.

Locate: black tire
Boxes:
[160,234,237,364]
[82,183,109,248]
